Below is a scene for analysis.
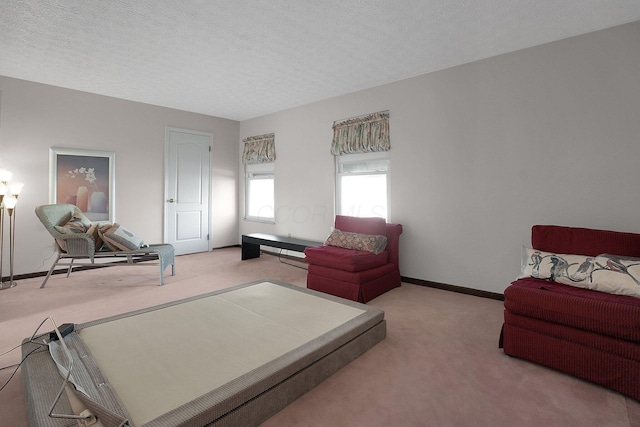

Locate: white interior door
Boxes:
[165,127,212,255]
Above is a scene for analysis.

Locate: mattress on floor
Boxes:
[22,280,386,427]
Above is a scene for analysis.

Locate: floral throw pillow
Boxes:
[325,229,387,254]
[519,247,640,298]
[519,246,596,289]
[591,254,640,298]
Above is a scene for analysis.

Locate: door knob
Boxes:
[167,198,175,203]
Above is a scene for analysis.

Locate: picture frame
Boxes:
[49,147,115,222]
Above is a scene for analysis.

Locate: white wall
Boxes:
[240,21,640,294]
[0,77,240,277]
[2,21,638,293]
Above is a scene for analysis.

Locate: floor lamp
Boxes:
[0,169,23,290]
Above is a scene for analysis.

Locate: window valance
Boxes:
[331,111,390,156]
[242,133,276,165]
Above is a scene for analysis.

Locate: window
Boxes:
[245,163,274,222]
[336,152,389,220]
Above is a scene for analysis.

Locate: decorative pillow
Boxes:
[590,254,640,298]
[97,224,115,250]
[99,223,144,251]
[54,211,94,251]
[86,223,102,249]
[54,211,92,234]
[325,229,387,254]
[519,246,596,289]
[519,247,640,298]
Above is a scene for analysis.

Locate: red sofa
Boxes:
[304,215,403,303]
[500,225,640,400]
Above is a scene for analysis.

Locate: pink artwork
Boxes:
[52,150,113,222]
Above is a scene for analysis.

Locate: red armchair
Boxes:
[304,215,403,303]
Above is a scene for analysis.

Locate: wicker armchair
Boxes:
[35,204,175,287]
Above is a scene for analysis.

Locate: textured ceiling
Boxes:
[2,1,640,121]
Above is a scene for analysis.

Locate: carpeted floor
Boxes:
[1,247,639,426]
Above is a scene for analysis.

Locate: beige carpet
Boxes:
[1,247,639,427]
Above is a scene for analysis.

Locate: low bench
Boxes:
[241,233,323,260]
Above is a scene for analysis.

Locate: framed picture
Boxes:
[49,147,115,222]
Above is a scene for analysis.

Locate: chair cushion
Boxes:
[304,245,388,272]
[308,262,397,284]
[505,277,640,343]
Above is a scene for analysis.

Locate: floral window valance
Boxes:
[242,133,276,165]
[331,111,390,155]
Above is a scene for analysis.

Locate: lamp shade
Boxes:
[3,195,17,209]
[0,169,12,182]
[9,182,24,196]
[0,183,7,196]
